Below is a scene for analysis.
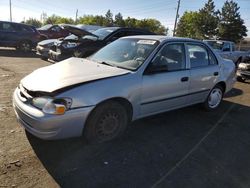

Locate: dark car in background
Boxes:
[36,24,103,60]
[0,21,43,51]
[48,27,156,62]
[37,24,70,39]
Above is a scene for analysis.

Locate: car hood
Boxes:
[21,58,131,93]
[63,25,98,38]
[38,39,58,46]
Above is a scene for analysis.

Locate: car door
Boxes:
[187,43,220,104]
[140,42,190,116]
[0,22,17,47]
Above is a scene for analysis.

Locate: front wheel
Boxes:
[237,76,245,82]
[84,101,128,143]
[203,85,223,111]
[73,49,85,58]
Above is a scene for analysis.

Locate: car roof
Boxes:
[204,39,234,43]
[0,20,35,28]
[122,35,201,43]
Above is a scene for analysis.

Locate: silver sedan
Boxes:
[13,36,236,143]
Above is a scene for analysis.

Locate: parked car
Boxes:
[36,25,102,60]
[37,24,70,39]
[13,36,236,143]
[0,21,43,51]
[236,52,250,82]
[204,40,248,67]
[48,27,156,62]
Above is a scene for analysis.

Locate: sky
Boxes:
[0,0,250,36]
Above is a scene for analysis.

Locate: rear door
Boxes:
[141,42,190,116]
[0,22,18,47]
[187,43,220,104]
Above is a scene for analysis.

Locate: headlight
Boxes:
[32,97,72,115]
[238,63,248,70]
[62,42,77,49]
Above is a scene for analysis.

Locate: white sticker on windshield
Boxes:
[137,40,156,45]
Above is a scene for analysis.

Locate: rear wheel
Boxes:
[203,85,223,111]
[18,40,32,52]
[84,101,128,143]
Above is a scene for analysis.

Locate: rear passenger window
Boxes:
[187,44,209,68]
[151,43,186,71]
[208,50,217,65]
[1,23,15,32]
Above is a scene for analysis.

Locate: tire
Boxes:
[203,85,224,111]
[18,40,32,52]
[84,101,128,144]
[73,49,85,58]
[237,76,245,82]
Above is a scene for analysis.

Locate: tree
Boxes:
[136,19,168,35]
[104,9,113,26]
[114,12,125,27]
[175,11,200,39]
[78,15,106,25]
[124,17,138,28]
[218,0,247,42]
[22,18,42,28]
[196,0,219,39]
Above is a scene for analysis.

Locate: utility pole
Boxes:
[173,0,180,36]
[9,0,12,22]
[75,9,78,24]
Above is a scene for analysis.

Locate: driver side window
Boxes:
[151,43,186,71]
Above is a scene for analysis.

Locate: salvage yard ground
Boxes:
[0,47,250,188]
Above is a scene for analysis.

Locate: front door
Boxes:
[141,43,190,117]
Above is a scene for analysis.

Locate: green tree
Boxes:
[104,9,113,26]
[44,14,61,24]
[124,17,138,28]
[136,19,168,35]
[22,18,42,28]
[78,15,105,25]
[176,11,200,39]
[196,0,219,39]
[114,12,125,27]
[218,0,247,42]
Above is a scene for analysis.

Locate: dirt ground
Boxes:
[0,48,250,188]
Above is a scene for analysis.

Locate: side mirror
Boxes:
[145,64,168,74]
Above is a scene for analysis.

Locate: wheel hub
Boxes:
[208,88,222,108]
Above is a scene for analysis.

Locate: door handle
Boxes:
[181,77,189,82]
[214,72,219,76]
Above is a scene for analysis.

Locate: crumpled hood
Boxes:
[21,58,130,93]
[38,39,58,46]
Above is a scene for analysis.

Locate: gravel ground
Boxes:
[0,48,250,188]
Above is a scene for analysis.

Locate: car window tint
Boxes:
[187,44,209,68]
[151,43,186,71]
[2,23,15,31]
[15,25,33,32]
[208,50,217,65]
[51,26,61,32]
[222,42,230,51]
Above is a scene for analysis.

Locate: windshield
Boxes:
[89,38,159,71]
[205,41,224,50]
[92,28,119,40]
[38,24,53,30]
